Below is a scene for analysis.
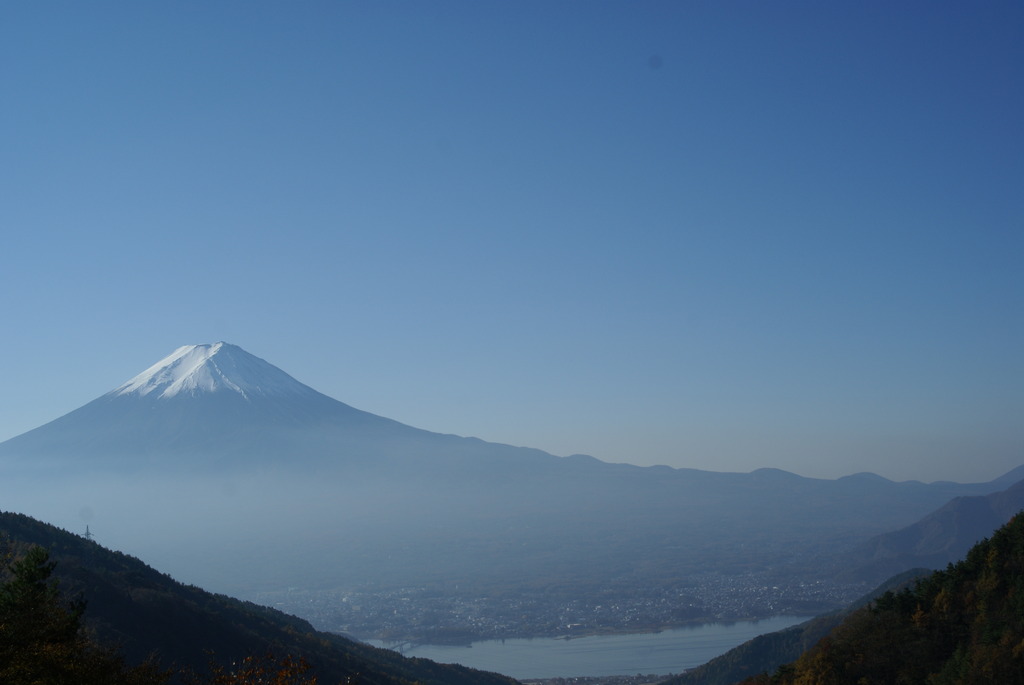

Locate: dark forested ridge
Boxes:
[660,568,929,685]
[738,510,1024,684]
[0,510,517,685]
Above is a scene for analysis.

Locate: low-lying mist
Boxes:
[3,457,1016,612]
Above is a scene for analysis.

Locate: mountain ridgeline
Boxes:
[0,342,1019,637]
[836,476,1024,584]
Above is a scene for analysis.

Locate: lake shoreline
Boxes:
[521,674,676,685]
[360,614,797,648]
[364,615,812,680]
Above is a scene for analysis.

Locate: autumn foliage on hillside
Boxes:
[741,511,1024,684]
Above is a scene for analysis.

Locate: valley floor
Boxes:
[255,573,865,644]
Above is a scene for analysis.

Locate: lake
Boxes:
[367,615,809,680]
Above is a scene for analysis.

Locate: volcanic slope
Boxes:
[0,342,449,472]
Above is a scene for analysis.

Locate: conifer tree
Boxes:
[0,544,169,685]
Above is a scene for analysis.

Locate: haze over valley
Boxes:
[2,343,1020,646]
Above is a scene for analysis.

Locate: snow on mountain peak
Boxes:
[110,342,313,400]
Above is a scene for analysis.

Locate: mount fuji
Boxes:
[0,342,547,474]
[114,342,319,399]
[0,342,1019,625]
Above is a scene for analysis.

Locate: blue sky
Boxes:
[1,1,1021,482]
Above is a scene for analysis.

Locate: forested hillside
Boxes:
[662,568,928,685]
[0,511,517,685]
[740,511,1024,684]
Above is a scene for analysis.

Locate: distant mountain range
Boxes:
[838,475,1024,584]
[0,342,1019,635]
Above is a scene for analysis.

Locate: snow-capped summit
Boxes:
[111,342,314,401]
[0,342,414,469]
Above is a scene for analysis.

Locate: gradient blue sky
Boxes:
[1,1,1021,482]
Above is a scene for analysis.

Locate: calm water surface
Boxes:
[367,615,809,680]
